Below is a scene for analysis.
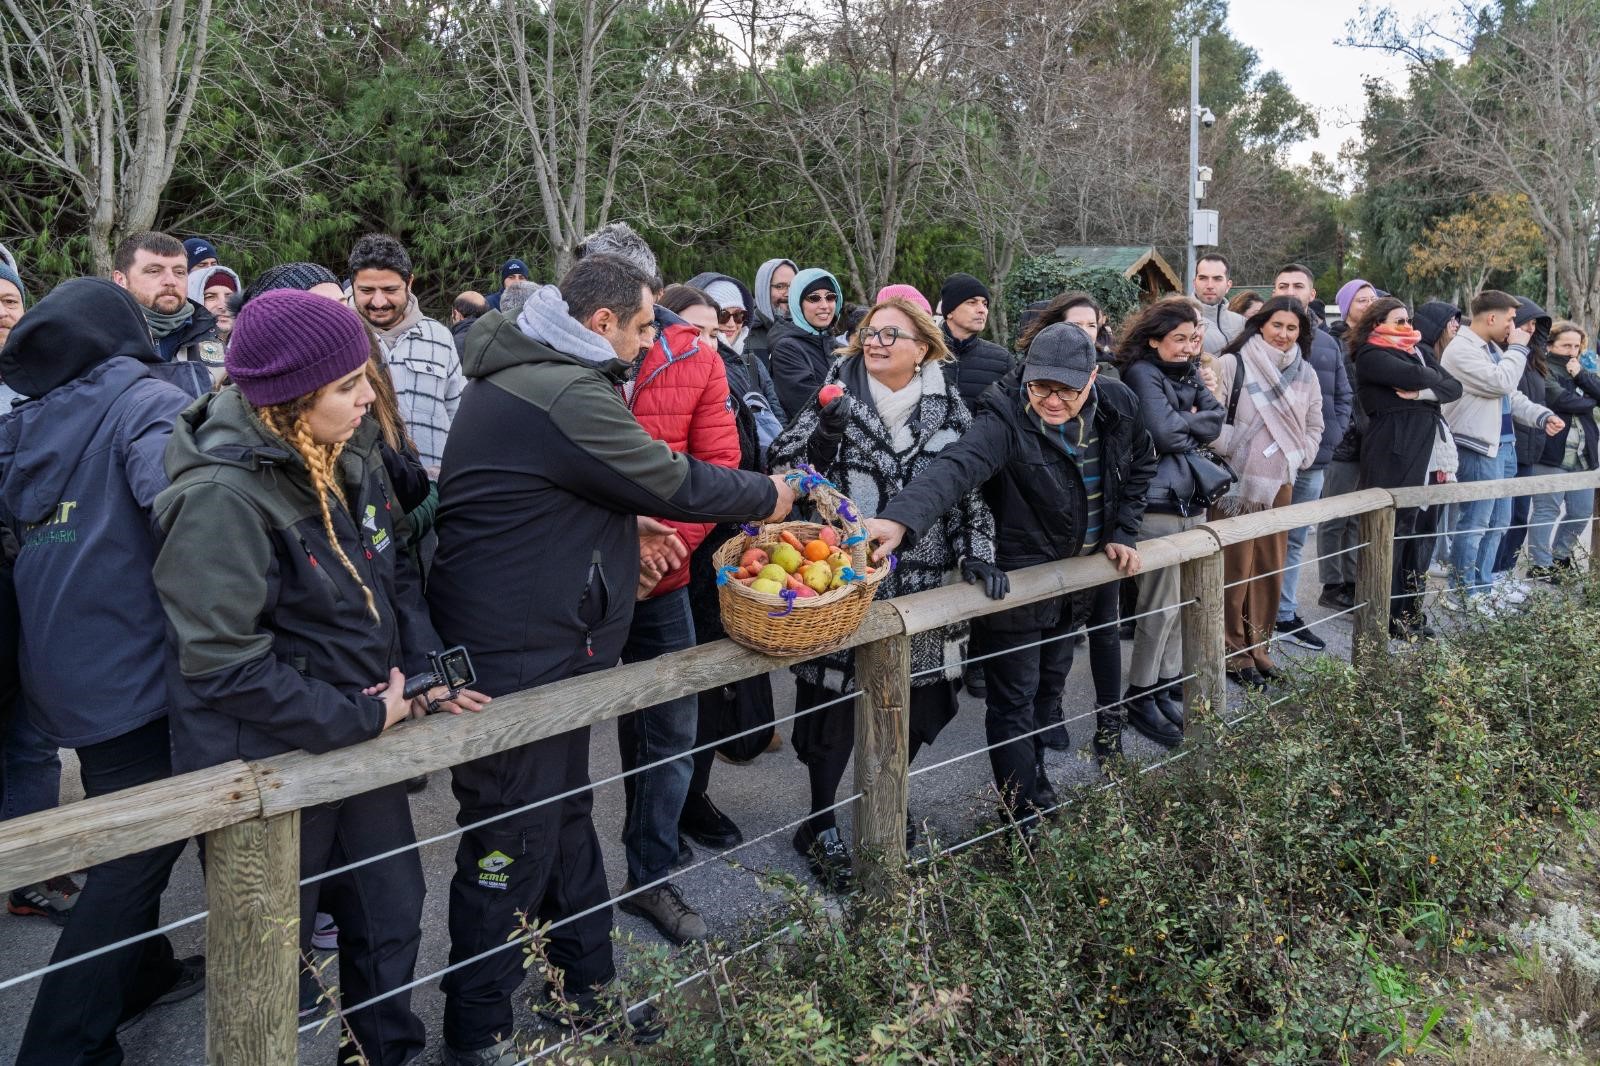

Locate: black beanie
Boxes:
[231,262,341,314]
[799,274,835,302]
[940,273,990,315]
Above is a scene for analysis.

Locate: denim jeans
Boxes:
[617,587,698,885]
[1492,463,1534,574]
[1,699,61,821]
[1450,446,1517,595]
[1276,467,1327,622]
[1528,463,1595,566]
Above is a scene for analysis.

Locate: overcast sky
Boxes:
[1226,0,1453,167]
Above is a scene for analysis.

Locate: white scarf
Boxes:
[868,360,941,451]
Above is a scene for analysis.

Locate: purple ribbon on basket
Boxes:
[886,553,898,572]
[716,566,741,587]
[767,587,799,618]
[836,499,857,523]
[739,523,761,536]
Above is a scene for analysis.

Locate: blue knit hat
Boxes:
[0,260,25,308]
[183,237,219,269]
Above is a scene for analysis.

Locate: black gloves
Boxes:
[817,394,852,441]
[960,557,1009,600]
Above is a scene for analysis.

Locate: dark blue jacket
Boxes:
[1307,324,1353,469]
[0,279,195,746]
[1121,355,1224,515]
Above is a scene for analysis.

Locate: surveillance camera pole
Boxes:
[1186,35,1199,297]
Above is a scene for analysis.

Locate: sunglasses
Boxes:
[1027,381,1086,403]
[717,308,747,326]
[803,292,838,305]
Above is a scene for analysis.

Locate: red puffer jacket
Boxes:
[629,321,741,596]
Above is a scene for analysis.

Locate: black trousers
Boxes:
[16,717,185,1066]
[299,784,426,1066]
[979,580,1119,813]
[441,726,614,1052]
[791,677,958,833]
[1393,504,1441,623]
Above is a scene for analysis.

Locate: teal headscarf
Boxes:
[787,267,842,336]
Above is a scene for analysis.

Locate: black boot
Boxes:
[1093,707,1125,766]
[962,663,986,698]
[1153,677,1185,728]
[1038,704,1071,751]
[1125,683,1182,748]
[1034,756,1058,809]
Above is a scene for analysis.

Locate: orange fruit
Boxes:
[803,540,831,562]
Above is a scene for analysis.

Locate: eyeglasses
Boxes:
[1027,381,1085,403]
[803,292,838,305]
[860,325,916,346]
[717,308,747,326]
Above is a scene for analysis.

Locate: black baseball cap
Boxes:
[1021,322,1097,390]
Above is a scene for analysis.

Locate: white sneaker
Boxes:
[1493,579,1529,606]
[1427,562,1449,580]
[1473,595,1502,617]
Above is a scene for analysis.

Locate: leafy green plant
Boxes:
[1001,253,1142,347]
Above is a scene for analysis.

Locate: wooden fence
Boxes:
[2,469,1598,1062]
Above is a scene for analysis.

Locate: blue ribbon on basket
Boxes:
[716,566,741,587]
[836,566,861,583]
[768,587,799,618]
[842,532,866,547]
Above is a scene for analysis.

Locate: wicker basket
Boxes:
[714,469,889,657]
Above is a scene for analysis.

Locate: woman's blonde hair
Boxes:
[839,297,951,364]
[1551,320,1586,347]
[361,331,417,456]
[256,391,380,624]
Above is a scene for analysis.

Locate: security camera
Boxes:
[1197,165,1213,182]
[1199,107,1216,128]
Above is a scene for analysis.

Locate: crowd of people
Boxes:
[0,226,1589,1065]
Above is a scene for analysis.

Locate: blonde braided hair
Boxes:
[257,397,381,624]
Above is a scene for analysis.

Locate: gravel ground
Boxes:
[0,547,1406,1064]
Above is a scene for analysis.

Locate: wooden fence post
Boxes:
[1591,487,1600,565]
[206,811,300,1066]
[853,633,910,897]
[1180,550,1227,731]
[1353,502,1396,668]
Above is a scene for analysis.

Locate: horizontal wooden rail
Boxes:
[2,468,1595,893]
[1390,468,1600,508]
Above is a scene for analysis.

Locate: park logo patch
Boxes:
[477,849,513,890]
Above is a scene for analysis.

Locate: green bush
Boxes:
[535,577,1600,1063]
[1002,253,1143,348]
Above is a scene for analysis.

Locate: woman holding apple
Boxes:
[769,295,1001,891]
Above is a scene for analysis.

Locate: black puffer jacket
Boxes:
[1355,339,1463,491]
[943,324,1014,413]
[1121,355,1224,516]
[1539,358,1600,470]
[878,364,1157,569]
[1511,297,1555,466]
[767,317,840,421]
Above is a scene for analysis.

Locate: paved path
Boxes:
[0,548,1373,1064]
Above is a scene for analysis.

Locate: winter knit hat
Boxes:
[501,258,529,282]
[233,262,341,314]
[876,284,931,314]
[0,260,26,308]
[1335,279,1374,321]
[939,274,990,316]
[226,288,372,407]
[703,278,744,312]
[183,237,219,269]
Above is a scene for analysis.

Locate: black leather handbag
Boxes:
[1179,448,1237,516]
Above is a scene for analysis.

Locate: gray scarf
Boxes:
[144,301,194,339]
[516,284,623,366]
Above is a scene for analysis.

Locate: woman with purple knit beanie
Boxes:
[152,289,488,1065]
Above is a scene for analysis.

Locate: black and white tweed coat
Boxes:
[770,353,996,691]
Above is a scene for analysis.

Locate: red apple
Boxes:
[740,548,769,571]
[818,383,844,406]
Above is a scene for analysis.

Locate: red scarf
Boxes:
[1368,323,1423,352]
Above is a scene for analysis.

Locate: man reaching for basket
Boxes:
[426,253,792,1064]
